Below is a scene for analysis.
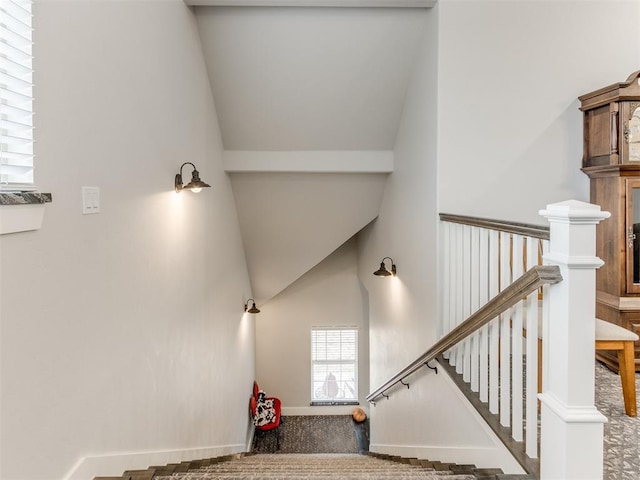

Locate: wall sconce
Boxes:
[373,257,397,277]
[244,299,260,314]
[175,162,211,193]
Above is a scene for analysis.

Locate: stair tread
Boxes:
[98,452,515,480]
[153,454,479,480]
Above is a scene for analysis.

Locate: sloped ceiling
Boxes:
[191,4,430,302]
[194,6,429,150]
[230,172,388,302]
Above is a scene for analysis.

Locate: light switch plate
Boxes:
[82,186,100,214]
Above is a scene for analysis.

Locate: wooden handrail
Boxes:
[365,265,562,403]
[439,213,550,240]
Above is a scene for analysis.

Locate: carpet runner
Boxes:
[252,415,358,453]
[154,454,477,480]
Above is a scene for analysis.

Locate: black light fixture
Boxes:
[373,257,397,277]
[175,162,211,193]
[244,299,260,314]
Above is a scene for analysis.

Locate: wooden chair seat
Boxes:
[532,318,637,417]
[595,318,638,417]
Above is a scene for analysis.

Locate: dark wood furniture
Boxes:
[580,69,640,372]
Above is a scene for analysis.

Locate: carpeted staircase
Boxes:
[95,414,537,480]
[97,453,535,480]
[154,453,490,479]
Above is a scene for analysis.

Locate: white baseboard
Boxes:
[63,444,245,480]
[369,444,525,474]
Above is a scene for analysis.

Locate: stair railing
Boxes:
[365,264,562,404]
[439,212,550,462]
[367,200,610,480]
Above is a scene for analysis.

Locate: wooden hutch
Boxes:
[580,69,640,372]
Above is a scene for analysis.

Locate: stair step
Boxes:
[469,468,508,480]
[495,476,536,480]
[96,451,518,480]
[148,466,176,475]
[431,461,455,471]
[122,469,154,480]
[450,465,479,474]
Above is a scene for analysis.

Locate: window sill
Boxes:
[0,193,52,235]
[283,405,360,416]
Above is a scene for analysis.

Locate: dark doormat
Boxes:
[253,415,362,454]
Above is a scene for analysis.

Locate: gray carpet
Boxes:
[596,362,640,480]
[156,454,477,479]
[252,415,364,454]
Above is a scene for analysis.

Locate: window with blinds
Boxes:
[311,328,358,404]
[0,0,34,191]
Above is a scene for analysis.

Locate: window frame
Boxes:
[0,0,35,191]
[310,327,359,406]
[0,0,50,236]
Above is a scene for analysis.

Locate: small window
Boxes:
[0,0,34,191]
[311,328,358,405]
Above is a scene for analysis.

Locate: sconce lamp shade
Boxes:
[373,262,392,277]
[175,162,211,193]
[244,299,260,314]
[373,257,397,277]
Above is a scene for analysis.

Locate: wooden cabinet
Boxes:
[581,70,640,372]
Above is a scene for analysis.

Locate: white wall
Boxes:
[357,4,436,393]
[255,238,370,413]
[359,0,640,473]
[0,2,255,479]
[194,6,428,151]
[356,3,515,469]
[229,172,387,303]
[438,0,640,224]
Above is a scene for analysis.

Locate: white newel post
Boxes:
[538,200,610,480]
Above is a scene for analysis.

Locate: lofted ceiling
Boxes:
[190,2,432,302]
[193,6,430,150]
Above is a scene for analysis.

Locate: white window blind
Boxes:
[311,328,358,403]
[0,0,34,191]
